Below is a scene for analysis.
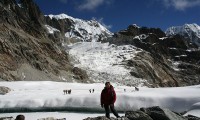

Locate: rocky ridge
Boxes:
[105,25,200,87]
[0,0,89,82]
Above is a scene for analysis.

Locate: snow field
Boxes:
[0,81,200,117]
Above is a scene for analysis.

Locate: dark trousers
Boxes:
[104,104,119,119]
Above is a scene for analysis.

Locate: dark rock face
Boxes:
[105,25,200,87]
[127,52,179,87]
[119,25,166,38]
[186,115,200,120]
[0,0,88,81]
[19,0,44,24]
[45,16,73,35]
[72,67,89,80]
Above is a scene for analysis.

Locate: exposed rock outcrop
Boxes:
[0,0,88,82]
[0,86,11,95]
[84,106,200,120]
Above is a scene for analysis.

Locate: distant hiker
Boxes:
[135,87,139,91]
[92,89,94,93]
[89,89,91,93]
[68,89,71,94]
[63,90,67,95]
[15,115,25,120]
[101,82,120,119]
[124,89,126,92]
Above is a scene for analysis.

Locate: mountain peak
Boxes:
[45,13,113,42]
[166,23,200,46]
[47,13,74,20]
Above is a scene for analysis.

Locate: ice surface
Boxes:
[68,42,145,85]
[0,81,200,113]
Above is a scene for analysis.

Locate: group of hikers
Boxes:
[89,89,95,93]
[63,89,72,94]
[63,89,95,95]
[124,86,139,92]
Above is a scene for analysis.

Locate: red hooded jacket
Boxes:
[101,85,116,105]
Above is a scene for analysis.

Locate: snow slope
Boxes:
[45,25,60,34]
[68,42,146,86]
[166,23,200,46]
[46,14,112,42]
[0,81,200,117]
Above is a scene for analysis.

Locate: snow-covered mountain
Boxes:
[166,23,200,47]
[1,0,200,88]
[45,14,113,42]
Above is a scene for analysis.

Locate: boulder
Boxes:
[125,111,153,120]
[72,67,88,80]
[0,86,11,95]
[140,106,187,120]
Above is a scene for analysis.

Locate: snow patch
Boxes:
[171,61,181,71]
[45,25,60,34]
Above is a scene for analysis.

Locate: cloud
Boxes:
[93,17,112,29]
[162,0,200,11]
[78,0,112,10]
[59,0,67,4]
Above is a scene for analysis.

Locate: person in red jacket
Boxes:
[101,82,120,119]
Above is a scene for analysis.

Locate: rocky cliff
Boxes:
[105,25,200,87]
[0,0,88,82]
